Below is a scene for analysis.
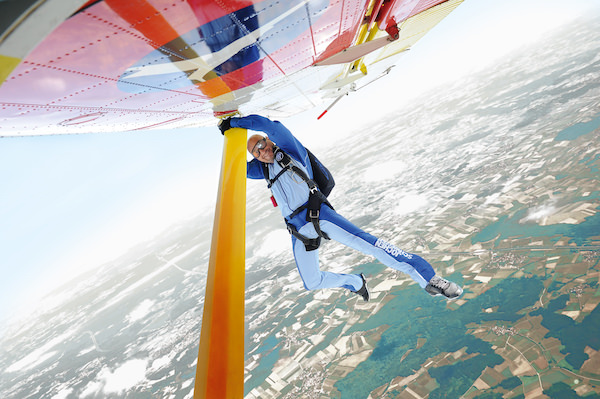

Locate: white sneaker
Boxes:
[425,276,463,300]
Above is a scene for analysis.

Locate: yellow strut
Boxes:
[0,54,21,87]
[194,126,247,398]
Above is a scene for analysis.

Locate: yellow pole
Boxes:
[194,126,247,398]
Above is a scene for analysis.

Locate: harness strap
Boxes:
[266,147,307,188]
[286,223,322,252]
[265,149,293,188]
[267,167,287,189]
[264,146,333,251]
[305,189,331,240]
[285,193,332,251]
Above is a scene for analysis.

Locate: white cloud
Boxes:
[99,358,148,394]
[362,160,407,182]
[127,299,155,323]
[81,359,147,398]
[81,380,104,398]
[254,229,291,258]
[394,193,428,216]
[5,329,74,373]
[150,355,172,371]
[6,350,57,374]
[50,387,73,399]
[520,204,556,224]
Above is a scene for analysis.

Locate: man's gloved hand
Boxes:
[218,117,233,134]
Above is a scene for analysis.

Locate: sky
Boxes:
[1,0,598,324]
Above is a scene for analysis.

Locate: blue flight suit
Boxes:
[232,115,435,292]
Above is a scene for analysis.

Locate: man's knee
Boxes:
[303,275,324,291]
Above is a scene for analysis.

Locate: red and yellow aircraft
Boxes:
[0,0,462,397]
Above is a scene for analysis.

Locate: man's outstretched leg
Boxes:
[292,235,367,298]
[318,206,463,300]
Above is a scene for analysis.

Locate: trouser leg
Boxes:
[291,230,363,292]
[319,206,435,288]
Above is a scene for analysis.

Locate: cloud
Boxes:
[520,204,557,224]
[254,229,292,258]
[83,358,148,396]
[5,329,75,373]
[394,193,429,216]
[127,299,155,323]
[362,160,407,182]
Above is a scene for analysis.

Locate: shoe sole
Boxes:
[358,273,369,302]
[427,288,463,301]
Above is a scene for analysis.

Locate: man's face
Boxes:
[248,135,275,163]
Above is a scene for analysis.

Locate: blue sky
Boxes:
[1,0,598,323]
[0,129,222,321]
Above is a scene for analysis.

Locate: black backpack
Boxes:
[261,146,335,197]
[306,149,335,197]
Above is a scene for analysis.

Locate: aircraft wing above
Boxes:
[0,0,462,137]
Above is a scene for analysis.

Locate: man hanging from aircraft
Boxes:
[219,114,463,302]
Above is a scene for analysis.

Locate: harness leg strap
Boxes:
[308,209,330,241]
[287,222,322,251]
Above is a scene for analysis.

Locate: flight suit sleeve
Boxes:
[247,158,265,180]
[231,115,309,169]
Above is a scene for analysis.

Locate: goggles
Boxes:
[252,138,267,157]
